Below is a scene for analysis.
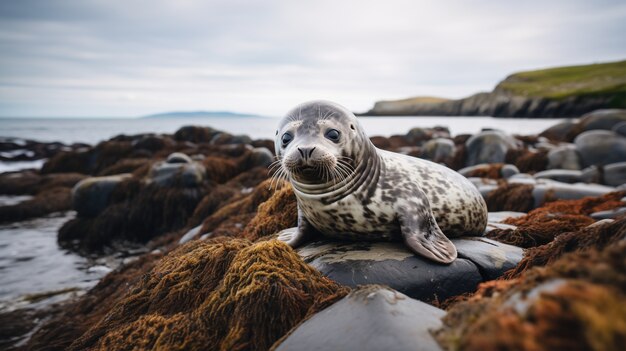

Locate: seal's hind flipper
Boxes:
[277,206,320,248]
[398,206,457,264]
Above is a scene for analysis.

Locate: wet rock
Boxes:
[274,285,445,351]
[211,132,252,145]
[488,211,527,223]
[580,165,602,184]
[72,174,132,217]
[249,147,274,168]
[578,108,626,132]
[178,224,203,244]
[539,120,579,142]
[297,240,483,301]
[420,138,455,163]
[166,152,192,164]
[533,169,583,183]
[547,144,581,170]
[466,177,498,189]
[173,125,219,143]
[465,131,520,166]
[574,130,626,167]
[148,155,206,187]
[501,164,520,178]
[590,207,626,220]
[453,237,523,280]
[460,164,519,180]
[406,127,450,145]
[604,162,626,186]
[531,180,616,207]
[131,134,173,152]
[613,121,626,137]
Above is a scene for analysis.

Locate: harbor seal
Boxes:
[273,100,488,263]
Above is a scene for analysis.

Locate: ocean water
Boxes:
[0,115,566,145]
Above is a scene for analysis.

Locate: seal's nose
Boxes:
[297,147,316,161]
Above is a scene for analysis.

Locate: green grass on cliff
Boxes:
[496,60,626,103]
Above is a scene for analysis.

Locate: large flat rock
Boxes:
[273,285,445,351]
[297,235,522,301]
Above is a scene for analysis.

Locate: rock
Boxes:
[273,285,445,351]
[148,159,205,187]
[173,125,219,143]
[581,166,602,184]
[298,239,492,301]
[478,184,499,198]
[587,218,615,227]
[613,121,626,137]
[533,169,583,183]
[574,130,626,167]
[539,120,579,142]
[211,132,252,145]
[547,144,581,170]
[603,162,626,187]
[531,180,616,207]
[590,207,626,220]
[507,173,537,185]
[453,237,524,280]
[501,164,520,178]
[248,147,274,168]
[420,138,455,163]
[72,174,132,217]
[465,131,520,166]
[406,127,450,145]
[578,109,626,132]
[166,152,192,164]
[459,164,518,180]
[488,211,526,223]
[131,135,172,152]
[178,225,203,244]
[466,177,498,190]
[485,222,518,233]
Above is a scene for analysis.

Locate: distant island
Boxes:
[361,60,626,118]
[143,111,265,119]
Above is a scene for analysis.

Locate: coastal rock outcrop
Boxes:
[363,61,626,118]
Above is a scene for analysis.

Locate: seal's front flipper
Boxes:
[277,207,319,248]
[398,206,457,264]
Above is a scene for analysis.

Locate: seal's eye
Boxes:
[325,129,340,142]
[281,133,293,146]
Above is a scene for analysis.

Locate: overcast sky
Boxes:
[0,0,625,118]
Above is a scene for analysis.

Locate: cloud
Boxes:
[0,0,625,117]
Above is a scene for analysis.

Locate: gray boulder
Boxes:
[539,120,579,142]
[465,131,519,166]
[420,138,455,163]
[579,109,626,132]
[148,153,206,187]
[533,169,583,183]
[613,121,626,137]
[574,130,626,167]
[547,144,581,170]
[166,152,192,164]
[273,285,445,351]
[603,162,626,187]
[72,174,132,217]
[248,147,274,168]
[296,236,522,301]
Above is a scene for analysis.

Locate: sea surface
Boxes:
[0,115,566,145]
[0,115,565,311]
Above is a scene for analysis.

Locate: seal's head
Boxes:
[275,100,370,184]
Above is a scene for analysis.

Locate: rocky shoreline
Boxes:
[362,60,626,118]
[0,109,625,350]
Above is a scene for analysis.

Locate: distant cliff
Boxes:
[363,60,626,118]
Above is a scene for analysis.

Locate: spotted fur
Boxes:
[275,100,488,263]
